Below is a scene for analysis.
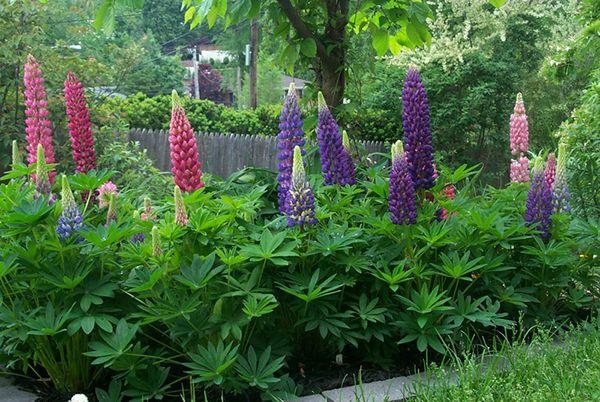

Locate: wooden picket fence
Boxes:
[128,128,387,178]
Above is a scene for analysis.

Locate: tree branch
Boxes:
[275,0,331,61]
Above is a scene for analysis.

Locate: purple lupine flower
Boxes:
[56,175,84,240]
[277,83,306,213]
[553,141,571,214]
[389,141,417,225]
[286,146,317,227]
[525,158,553,239]
[316,92,356,186]
[402,68,435,191]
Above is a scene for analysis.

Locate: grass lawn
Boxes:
[412,317,600,402]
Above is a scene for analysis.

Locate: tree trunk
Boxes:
[249,18,259,109]
[318,56,345,108]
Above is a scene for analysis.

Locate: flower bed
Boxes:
[0,58,596,401]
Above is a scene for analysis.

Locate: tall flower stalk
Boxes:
[174,185,189,226]
[152,226,162,257]
[553,141,571,214]
[402,68,435,191]
[24,54,55,183]
[285,146,317,227]
[56,175,84,240]
[34,144,52,198]
[544,152,556,189]
[389,140,417,225]
[316,92,356,186]
[169,90,204,192]
[64,72,96,173]
[525,157,553,239]
[277,83,306,212]
[509,93,530,183]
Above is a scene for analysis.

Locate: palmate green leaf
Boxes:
[0,254,17,280]
[370,259,414,292]
[68,170,113,192]
[26,304,73,336]
[396,311,454,354]
[123,366,170,402]
[85,318,139,366]
[185,341,239,386]
[95,378,122,402]
[68,312,115,335]
[350,294,387,330]
[240,229,298,266]
[303,310,353,339]
[175,253,224,290]
[307,223,364,256]
[449,293,513,328]
[279,269,343,304]
[242,294,279,318]
[2,197,55,236]
[397,284,452,315]
[78,276,118,312]
[433,251,485,281]
[124,265,168,293]
[135,291,204,324]
[235,346,285,390]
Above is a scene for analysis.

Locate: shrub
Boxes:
[0,157,596,400]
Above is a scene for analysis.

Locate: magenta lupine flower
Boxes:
[174,185,189,226]
[553,141,571,214]
[286,146,317,227]
[278,83,306,213]
[97,181,117,209]
[24,54,56,183]
[402,68,435,191]
[389,141,417,225]
[509,93,530,183]
[169,91,204,192]
[316,92,356,186]
[440,184,456,220]
[510,156,530,183]
[64,72,96,173]
[544,152,556,190]
[525,158,553,239]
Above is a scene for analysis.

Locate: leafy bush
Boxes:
[0,156,596,400]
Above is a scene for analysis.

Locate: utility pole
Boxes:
[236,66,242,109]
[249,18,259,109]
[192,46,200,99]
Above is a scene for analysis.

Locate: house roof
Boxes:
[281,75,309,90]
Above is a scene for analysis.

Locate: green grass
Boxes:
[412,317,600,402]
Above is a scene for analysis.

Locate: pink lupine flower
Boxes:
[169,90,204,192]
[510,156,530,183]
[544,152,556,189]
[439,184,456,220]
[509,93,529,156]
[97,181,118,209]
[64,72,96,173]
[24,54,55,183]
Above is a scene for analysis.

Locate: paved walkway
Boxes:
[0,378,36,402]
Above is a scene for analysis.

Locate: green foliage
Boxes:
[0,155,596,399]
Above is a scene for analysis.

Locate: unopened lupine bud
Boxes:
[285,146,317,227]
[35,144,52,197]
[12,140,21,167]
[553,140,571,214]
[141,196,153,221]
[106,194,117,225]
[342,130,351,152]
[56,175,84,240]
[174,185,188,226]
[389,140,417,225]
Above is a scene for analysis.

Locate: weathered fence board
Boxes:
[127,128,386,178]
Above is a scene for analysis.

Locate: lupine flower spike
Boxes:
[98,181,117,209]
[151,226,162,257]
[389,141,417,225]
[544,152,556,190]
[106,194,117,225]
[509,93,530,183]
[24,55,55,183]
[316,92,356,186]
[12,140,21,167]
[440,184,456,220]
[169,90,204,192]
[131,210,145,243]
[56,175,84,240]
[174,185,189,226]
[525,157,553,239]
[277,82,306,212]
[34,144,52,198]
[64,72,97,173]
[553,141,571,214]
[402,68,435,191]
[286,146,317,227]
